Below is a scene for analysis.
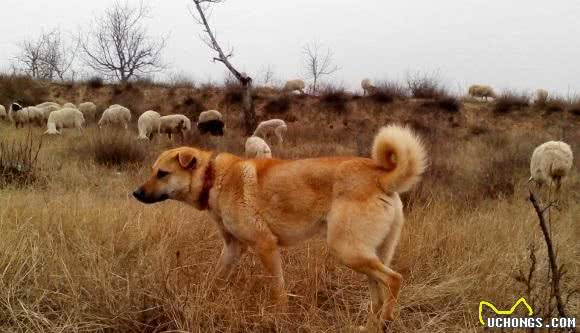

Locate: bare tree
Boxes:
[13,29,78,80]
[302,42,340,93]
[81,0,167,82]
[261,65,275,86]
[14,36,49,79]
[190,0,257,135]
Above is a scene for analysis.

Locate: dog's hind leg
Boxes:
[254,235,287,308]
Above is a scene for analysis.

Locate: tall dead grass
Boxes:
[0,88,578,332]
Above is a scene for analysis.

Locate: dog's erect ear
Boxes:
[177,150,197,169]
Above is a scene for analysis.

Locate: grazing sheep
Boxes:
[535,89,549,104]
[159,114,191,141]
[36,102,62,121]
[98,104,131,129]
[197,110,224,136]
[0,105,6,120]
[283,79,306,94]
[530,141,574,191]
[361,78,376,96]
[253,118,287,144]
[11,105,44,127]
[78,102,97,121]
[63,102,76,109]
[8,102,22,122]
[468,84,496,100]
[245,136,272,159]
[137,110,161,140]
[44,107,85,135]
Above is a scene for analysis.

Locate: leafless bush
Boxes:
[0,131,43,187]
[264,95,292,114]
[370,81,408,104]
[86,76,104,89]
[406,71,446,99]
[544,97,567,113]
[319,85,350,114]
[0,73,49,106]
[567,99,580,116]
[494,90,530,113]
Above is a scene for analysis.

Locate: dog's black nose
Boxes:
[133,188,144,200]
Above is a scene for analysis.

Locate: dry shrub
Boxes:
[567,99,580,116]
[494,90,530,113]
[406,71,446,99]
[86,76,104,89]
[168,73,196,89]
[110,84,145,114]
[179,96,206,119]
[370,81,408,104]
[0,73,49,106]
[420,94,461,113]
[0,131,43,187]
[131,77,157,88]
[544,97,566,113]
[84,130,147,166]
[223,83,244,105]
[264,95,292,114]
[476,135,532,199]
[319,85,350,114]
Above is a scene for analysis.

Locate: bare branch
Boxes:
[528,190,569,319]
[190,0,256,134]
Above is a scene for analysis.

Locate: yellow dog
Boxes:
[133,125,426,329]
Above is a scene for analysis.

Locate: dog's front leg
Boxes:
[214,232,246,282]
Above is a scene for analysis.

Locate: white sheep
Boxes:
[197,110,224,136]
[63,102,77,109]
[98,104,131,129]
[36,102,61,121]
[159,114,191,141]
[361,78,376,96]
[8,102,22,123]
[468,84,496,101]
[245,136,272,159]
[253,118,287,144]
[137,110,161,140]
[535,89,549,104]
[283,79,305,94]
[44,107,85,135]
[78,102,97,121]
[11,105,44,127]
[530,141,574,191]
[0,104,6,120]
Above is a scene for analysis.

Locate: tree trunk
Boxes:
[242,81,257,135]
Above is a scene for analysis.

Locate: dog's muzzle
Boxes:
[132,187,168,204]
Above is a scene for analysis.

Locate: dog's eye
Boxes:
[156,170,169,179]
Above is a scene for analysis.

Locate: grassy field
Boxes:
[0,83,579,332]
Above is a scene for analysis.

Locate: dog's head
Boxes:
[133,147,214,210]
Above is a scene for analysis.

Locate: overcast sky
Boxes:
[1,0,579,95]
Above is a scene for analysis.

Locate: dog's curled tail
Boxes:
[371,125,427,193]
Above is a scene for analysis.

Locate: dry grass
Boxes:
[0,83,579,332]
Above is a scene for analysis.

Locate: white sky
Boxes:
[1,0,579,95]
